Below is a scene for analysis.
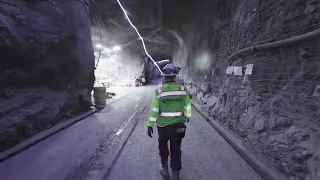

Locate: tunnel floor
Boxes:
[0,86,261,180]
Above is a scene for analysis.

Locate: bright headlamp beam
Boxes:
[116,0,163,74]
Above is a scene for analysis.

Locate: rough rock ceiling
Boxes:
[90,0,210,57]
[90,0,166,55]
[88,0,225,82]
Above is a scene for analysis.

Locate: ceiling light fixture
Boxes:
[116,0,163,74]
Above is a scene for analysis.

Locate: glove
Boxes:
[147,127,153,138]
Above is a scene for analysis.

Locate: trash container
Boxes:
[93,86,107,107]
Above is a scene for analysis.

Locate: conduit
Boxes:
[228,28,320,63]
[116,0,163,74]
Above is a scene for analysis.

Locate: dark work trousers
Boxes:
[157,123,186,171]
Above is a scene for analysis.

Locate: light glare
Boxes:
[112,46,121,51]
[96,44,102,49]
[103,48,111,52]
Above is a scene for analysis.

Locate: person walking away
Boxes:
[147,63,192,180]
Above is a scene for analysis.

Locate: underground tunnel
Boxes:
[0,0,320,180]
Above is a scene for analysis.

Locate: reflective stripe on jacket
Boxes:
[147,82,192,127]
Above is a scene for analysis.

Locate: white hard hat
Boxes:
[162,63,178,77]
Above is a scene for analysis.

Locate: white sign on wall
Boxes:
[233,66,243,76]
[245,64,254,75]
[226,66,234,75]
[312,85,320,97]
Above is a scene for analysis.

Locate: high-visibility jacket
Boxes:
[147,82,192,127]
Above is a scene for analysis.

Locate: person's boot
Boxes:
[159,159,169,179]
[171,171,180,180]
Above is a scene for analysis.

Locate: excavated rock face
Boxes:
[95,0,318,179]
[0,0,94,151]
[161,0,320,179]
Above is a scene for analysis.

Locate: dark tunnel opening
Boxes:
[141,54,172,85]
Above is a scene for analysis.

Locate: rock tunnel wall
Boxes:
[0,0,94,152]
[173,0,320,179]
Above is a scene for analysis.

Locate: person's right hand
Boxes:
[147,127,153,138]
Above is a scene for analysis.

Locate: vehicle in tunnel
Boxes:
[133,75,146,87]
[133,78,143,87]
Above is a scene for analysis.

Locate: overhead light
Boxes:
[96,44,102,49]
[112,46,121,51]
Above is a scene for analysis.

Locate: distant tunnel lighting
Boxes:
[112,46,121,51]
[116,0,163,74]
[103,47,111,52]
[96,44,102,49]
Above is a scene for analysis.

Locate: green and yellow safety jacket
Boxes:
[147,81,192,127]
